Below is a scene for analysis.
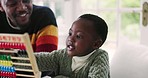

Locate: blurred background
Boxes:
[32,0,147,61]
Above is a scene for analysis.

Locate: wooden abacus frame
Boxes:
[0,33,41,78]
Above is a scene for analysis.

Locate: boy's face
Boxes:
[0,0,33,28]
[66,18,101,57]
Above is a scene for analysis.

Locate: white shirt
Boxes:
[71,50,95,72]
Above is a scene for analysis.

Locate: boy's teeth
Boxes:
[69,46,72,49]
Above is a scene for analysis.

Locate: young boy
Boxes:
[35,14,110,78]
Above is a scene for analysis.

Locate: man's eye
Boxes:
[22,0,31,3]
[7,2,17,7]
[6,0,17,7]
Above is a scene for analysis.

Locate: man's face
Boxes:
[0,0,33,29]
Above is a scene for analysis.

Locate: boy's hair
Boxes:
[79,14,108,45]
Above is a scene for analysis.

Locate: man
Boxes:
[0,0,58,52]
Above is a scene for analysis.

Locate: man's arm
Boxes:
[31,5,58,52]
[36,25,58,52]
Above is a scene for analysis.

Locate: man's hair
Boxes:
[79,14,108,45]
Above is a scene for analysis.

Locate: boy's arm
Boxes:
[34,51,58,72]
[53,75,70,78]
[42,75,70,78]
[88,52,110,78]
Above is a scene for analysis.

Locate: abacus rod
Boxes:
[16,73,35,77]
[13,62,32,66]
[0,49,18,53]
[11,57,30,60]
[15,68,34,72]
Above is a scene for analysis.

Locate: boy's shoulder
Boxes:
[92,48,109,59]
[95,48,108,54]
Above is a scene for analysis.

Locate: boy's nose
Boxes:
[68,36,75,42]
[67,40,73,45]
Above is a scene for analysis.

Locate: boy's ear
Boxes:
[93,38,103,49]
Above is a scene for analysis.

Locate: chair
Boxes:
[110,41,148,78]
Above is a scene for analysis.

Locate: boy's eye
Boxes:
[76,35,82,39]
[68,32,72,36]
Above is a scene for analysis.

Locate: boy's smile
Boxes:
[67,40,75,51]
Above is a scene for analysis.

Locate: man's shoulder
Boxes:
[0,11,3,15]
[33,5,52,13]
[31,5,55,18]
[0,12,6,18]
[0,12,7,24]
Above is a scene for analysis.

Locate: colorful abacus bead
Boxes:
[11,67,16,78]
[0,66,2,76]
[0,42,4,48]
[6,42,10,49]
[20,43,26,50]
[7,56,12,66]
[0,42,2,48]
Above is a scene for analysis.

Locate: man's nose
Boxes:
[16,2,27,11]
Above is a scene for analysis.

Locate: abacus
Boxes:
[0,33,41,78]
